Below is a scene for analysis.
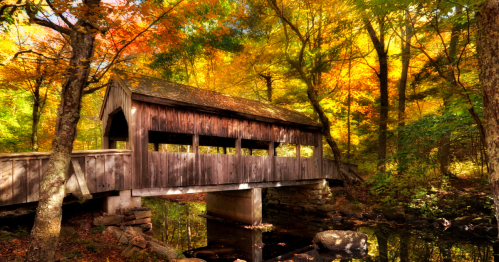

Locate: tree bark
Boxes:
[26,2,98,260]
[477,0,499,239]
[365,18,389,172]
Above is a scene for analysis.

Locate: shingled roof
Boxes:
[112,71,322,128]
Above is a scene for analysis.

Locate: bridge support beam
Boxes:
[206,188,262,226]
[103,190,142,215]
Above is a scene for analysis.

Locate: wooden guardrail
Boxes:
[0,149,132,207]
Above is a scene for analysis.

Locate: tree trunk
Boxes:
[163,200,169,243]
[397,12,413,170]
[477,0,499,239]
[26,16,97,262]
[306,83,357,200]
[260,74,273,102]
[365,18,389,172]
[31,81,41,152]
[440,18,462,177]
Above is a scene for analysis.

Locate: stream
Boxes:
[144,198,499,262]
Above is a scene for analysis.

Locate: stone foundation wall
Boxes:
[263,181,334,214]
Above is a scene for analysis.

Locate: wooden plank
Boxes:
[115,155,124,190]
[160,152,167,187]
[141,102,149,189]
[131,101,141,189]
[167,153,175,186]
[186,153,194,186]
[96,155,106,192]
[152,152,161,187]
[123,155,132,189]
[0,160,12,206]
[71,159,92,197]
[148,152,155,188]
[13,160,27,204]
[159,105,166,131]
[27,159,40,203]
[86,156,96,193]
[187,110,194,134]
[192,134,199,186]
[105,155,115,191]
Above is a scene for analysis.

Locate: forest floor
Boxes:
[0,200,152,262]
[0,178,493,261]
[341,176,493,220]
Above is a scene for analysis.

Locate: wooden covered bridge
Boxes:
[0,71,356,224]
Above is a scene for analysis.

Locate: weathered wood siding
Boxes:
[101,80,132,148]
[0,150,132,207]
[131,100,323,189]
[147,152,326,188]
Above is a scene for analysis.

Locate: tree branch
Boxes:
[83,83,109,95]
[93,0,184,83]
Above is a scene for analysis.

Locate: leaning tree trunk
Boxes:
[305,83,357,201]
[26,27,96,261]
[477,0,499,239]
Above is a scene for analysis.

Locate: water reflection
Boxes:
[144,198,499,262]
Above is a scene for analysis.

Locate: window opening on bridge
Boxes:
[241,139,270,156]
[199,135,236,155]
[116,141,127,149]
[105,108,129,149]
[300,145,314,158]
[275,143,297,157]
[148,131,193,152]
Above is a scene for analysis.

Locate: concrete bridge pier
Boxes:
[206,188,262,226]
[103,190,142,215]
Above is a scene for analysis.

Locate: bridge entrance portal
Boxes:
[104,108,129,149]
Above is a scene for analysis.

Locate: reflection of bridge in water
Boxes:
[0,71,356,225]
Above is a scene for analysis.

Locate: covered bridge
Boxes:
[0,70,356,225]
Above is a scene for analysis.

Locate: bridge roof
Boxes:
[113,71,322,128]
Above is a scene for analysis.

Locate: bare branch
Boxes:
[25,1,72,35]
[83,83,109,95]
[11,50,58,61]
[45,0,74,29]
[92,0,184,83]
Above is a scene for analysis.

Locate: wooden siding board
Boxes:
[0,160,13,206]
[96,155,106,192]
[105,155,115,191]
[27,159,40,203]
[13,160,27,204]
[141,102,149,189]
[115,155,124,190]
[86,156,96,193]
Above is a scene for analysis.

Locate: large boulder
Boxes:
[314,230,368,252]
[121,245,140,258]
[338,203,363,217]
[59,227,77,239]
[147,241,180,261]
[382,207,405,221]
[131,235,148,249]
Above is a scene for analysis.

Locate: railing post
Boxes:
[269,141,275,182]
[296,143,301,179]
[193,134,199,184]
